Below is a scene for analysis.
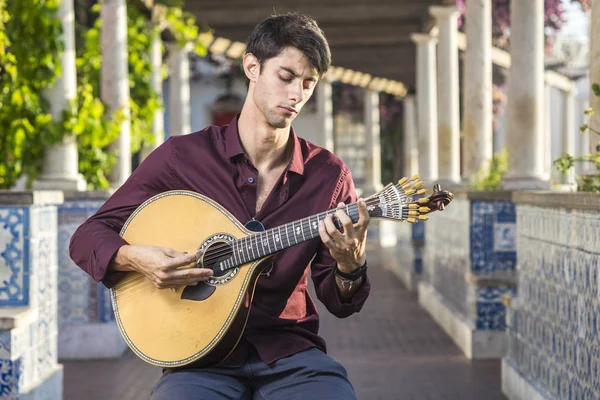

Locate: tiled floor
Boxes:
[62,250,506,400]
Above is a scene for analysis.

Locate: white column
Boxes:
[101,0,131,187]
[561,89,577,187]
[430,6,461,185]
[316,80,334,152]
[363,89,383,193]
[34,0,86,191]
[543,85,552,179]
[589,1,600,155]
[168,42,191,136]
[462,0,492,183]
[411,33,439,184]
[140,33,165,161]
[402,95,419,178]
[502,0,548,189]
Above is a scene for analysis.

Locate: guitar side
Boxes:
[110,191,267,367]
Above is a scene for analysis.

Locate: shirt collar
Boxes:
[224,114,305,176]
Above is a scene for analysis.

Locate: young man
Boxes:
[70,12,450,399]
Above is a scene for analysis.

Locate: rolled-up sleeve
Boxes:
[310,166,371,318]
[69,138,178,288]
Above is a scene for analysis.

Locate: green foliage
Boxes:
[553,83,600,192]
[127,5,162,154]
[471,150,508,191]
[0,0,209,189]
[72,5,121,189]
[0,0,62,188]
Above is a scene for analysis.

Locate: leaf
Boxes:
[592,83,600,97]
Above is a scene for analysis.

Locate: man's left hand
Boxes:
[318,199,370,274]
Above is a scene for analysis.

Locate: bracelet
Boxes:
[335,260,368,281]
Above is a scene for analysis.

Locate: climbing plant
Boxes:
[0,0,62,189]
[0,0,209,189]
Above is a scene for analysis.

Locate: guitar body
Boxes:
[111,191,268,368]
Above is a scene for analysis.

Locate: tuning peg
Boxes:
[398,177,408,185]
[404,189,415,196]
[406,217,417,223]
[408,203,418,209]
[408,210,418,216]
[410,173,420,181]
[414,181,425,189]
[418,198,429,204]
[418,215,429,221]
[416,188,428,195]
[401,182,413,190]
[419,207,431,213]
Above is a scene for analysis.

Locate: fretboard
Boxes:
[219,203,362,271]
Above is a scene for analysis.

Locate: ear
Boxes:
[243,53,260,83]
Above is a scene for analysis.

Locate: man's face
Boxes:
[250,47,319,129]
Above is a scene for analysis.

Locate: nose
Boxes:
[289,81,304,104]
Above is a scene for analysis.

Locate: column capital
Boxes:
[429,5,460,21]
[410,33,437,45]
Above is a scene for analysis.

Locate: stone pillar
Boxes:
[411,33,439,184]
[0,191,65,398]
[316,80,335,152]
[430,6,461,185]
[34,0,86,191]
[589,0,600,153]
[560,89,577,187]
[402,95,419,178]
[543,85,552,179]
[363,89,383,194]
[168,42,192,136]
[140,33,165,161]
[502,0,548,189]
[101,0,131,187]
[462,0,493,183]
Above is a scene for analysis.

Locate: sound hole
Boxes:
[202,241,234,278]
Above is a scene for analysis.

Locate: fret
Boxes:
[277,225,285,250]
[265,231,273,254]
[292,221,299,244]
[309,215,318,238]
[285,223,291,247]
[232,242,239,266]
[249,235,256,260]
[254,233,262,258]
[300,218,306,241]
[241,237,250,264]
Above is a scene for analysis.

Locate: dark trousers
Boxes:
[151,347,357,400]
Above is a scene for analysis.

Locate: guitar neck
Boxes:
[227,203,364,268]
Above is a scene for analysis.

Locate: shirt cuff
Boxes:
[328,268,371,317]
[94,234,129,288]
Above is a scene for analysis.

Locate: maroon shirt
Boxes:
[69,115,370,366]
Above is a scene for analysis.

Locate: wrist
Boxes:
[337,257,366,274]
[111,245,135,272]
[335,260,368,281]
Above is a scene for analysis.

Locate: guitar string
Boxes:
[113,194,421,294]
[200,193,422,267]
[113,191,426,294]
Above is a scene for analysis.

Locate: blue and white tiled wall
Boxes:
[58,200,114,327]
[505,205,600,399]
[424,198,517,330]
[0,204,62,398]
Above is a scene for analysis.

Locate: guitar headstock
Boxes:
[364,174,451,223]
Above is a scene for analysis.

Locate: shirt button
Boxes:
[248,177,254,183]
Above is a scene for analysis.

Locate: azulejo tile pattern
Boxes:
[0,207,30,306]
[424,199,516,330]
[506,205,600,399]
[470,201,517,272]
[57,201,115,324]
[1,203,61,397]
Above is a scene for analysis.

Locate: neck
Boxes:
[237,104,291,171]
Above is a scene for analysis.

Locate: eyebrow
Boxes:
[280,66,318,82]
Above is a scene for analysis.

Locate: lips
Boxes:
[279,106,297,114]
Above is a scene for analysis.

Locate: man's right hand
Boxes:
[111,245,214,289]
